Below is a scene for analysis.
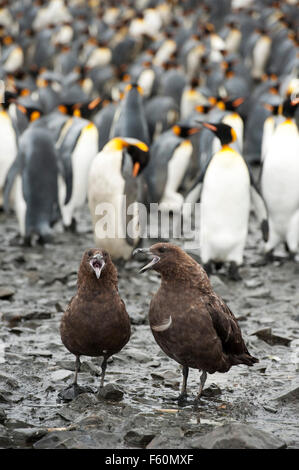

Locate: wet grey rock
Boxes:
[0,373,19,389]
[0,424,12,447]
[247,288,271,299]
[12,427,47,446]
[34,429,121,449]
[263,405,278,414]
[2,309,52,323]
[124,429,156,448]
[51,370,74,382]
[68,393,98,411]
[273,384,299,403]
[210,276,229,297]
[125,348,154,363]
[252,328,292,347]
[0,287,15,299]
[244,278,264,289]
[0,408,6,424]
[201,384,222,398]
[97,383,124,401]
[0,390,12,403]
[191,423,287,449]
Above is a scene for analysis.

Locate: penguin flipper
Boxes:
[122,153,139,247]
[60,152,73,205]
[184,182,203,206]
[250,185,269,242]
[3,158,20,213]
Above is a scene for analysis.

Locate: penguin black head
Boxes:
[172,124,200,138]
[281,96,299,119]
[201,122,237,146]
[124,82,144,96]
[221,97,245,111]
[17,99,44,122]
[72,97,102,119]
[2,90,17,110]
[106,138,149,177]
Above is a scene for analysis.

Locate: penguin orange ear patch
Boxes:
[58,105,67,114]
[231,127,237,142]
[172,125,181,136]
[30,111,40,122]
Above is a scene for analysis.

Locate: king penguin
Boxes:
[56,110,99,231]
[0,91,18,208]
[261,97,299,259]
[110,83,150,145]
[88,137,149,261]
[4,104,59,245]
[144,124,200,212]
[186,122,269,280]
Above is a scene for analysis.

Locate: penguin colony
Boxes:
[0,0,298,402]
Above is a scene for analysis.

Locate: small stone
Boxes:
[97,383,124,401]
[124,430,156,448]
[201,384,222,398]
[125,349,152,363]
[0,287,15,299]
[12,427,47,445]
[244,279,263,289]
[0,373,19,389]
[274,384,299,403]
[248,288,271,299]
[263,405,278,414]
[51,370,74,383]
[251,328,292,347]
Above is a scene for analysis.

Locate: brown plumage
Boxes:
[134,242,258,404]
[60,248,131,400]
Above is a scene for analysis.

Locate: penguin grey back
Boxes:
[20,127,59,242]
[111,85,150,145]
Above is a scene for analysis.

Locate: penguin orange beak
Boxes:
[88,97,101,110]
[201,122,217,131]
[132,162,140,177]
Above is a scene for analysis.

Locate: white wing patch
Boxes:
[152,316,172,332]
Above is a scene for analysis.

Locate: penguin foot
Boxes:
[64,218,77,233]
[228,262,242,281]
[264,250,286,264]
[214,262,223,271]
[58,383,94,402]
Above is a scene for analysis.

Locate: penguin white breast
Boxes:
[72,123,99,203]
[252,36,272,79]
[3,47,24,73]
[86,47,112,68]
[222,113,244,151]
[262,121,299,222]
[200,148,251,256]
[88,149,134,259]
[0,111,18,190]
[160,140,193,212]
[138,69,155,98]
[225,29,241,54]
[153,40,176,66]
